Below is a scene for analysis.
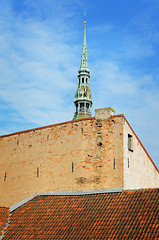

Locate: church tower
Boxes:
[73,20,93,120]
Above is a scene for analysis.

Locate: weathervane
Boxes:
[84,11,86,23]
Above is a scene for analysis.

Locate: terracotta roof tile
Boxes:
[2,189,159,239]
[0,207,10,237]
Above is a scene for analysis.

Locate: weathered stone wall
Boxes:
[123,119,159,189]
[0,116,124,207]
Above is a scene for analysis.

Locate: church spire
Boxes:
[79,21,89,72]
[73,19,93,120]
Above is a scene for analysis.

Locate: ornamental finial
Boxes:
[84,11,86,23]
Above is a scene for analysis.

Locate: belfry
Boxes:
[73,20,93,120]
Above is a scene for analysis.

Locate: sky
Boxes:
[0,0,159,169]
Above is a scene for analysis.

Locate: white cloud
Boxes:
[0,0,80,129]
[90,59,159,168]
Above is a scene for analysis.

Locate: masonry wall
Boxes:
[123,120,159,189]
[0,116,124,207]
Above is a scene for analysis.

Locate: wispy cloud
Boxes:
[0,0,158,169]
[0,0,80,132]
[89,24,114,33]
[91,58,159,168]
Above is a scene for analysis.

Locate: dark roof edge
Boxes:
[0,114,124,139]
[0,117,95,139]
[10,188,123,212]
[111,114,159,173]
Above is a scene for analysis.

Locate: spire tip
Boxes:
[84,11,86,24]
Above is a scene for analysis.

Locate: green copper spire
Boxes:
[73,20,93,120]
[79,21,89,72]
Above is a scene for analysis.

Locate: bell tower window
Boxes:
[86,103,89,112]
[82,78,84,83]
[80,103,84,111]
[76,104,78,112]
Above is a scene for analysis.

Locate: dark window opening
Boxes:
[4,172,7,181]
[82,77,84,83]
[76,104,78,112]
[128,158,130,168]
[80,103,84,112]
[86,78,88,83]
[84,92,86,97]
[47,134,49,140]
[72,162,74,172]
[79,78,80,84]
[113,158,115,169]
[17,140,19,146]
[37,167,39,177]
[128,134,133,151]
[86,103,89,112]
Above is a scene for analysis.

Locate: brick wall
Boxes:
[0,117,124,207]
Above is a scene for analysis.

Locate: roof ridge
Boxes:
[9,188,159,212]
[0,117,95,138]
[10,188,123,212]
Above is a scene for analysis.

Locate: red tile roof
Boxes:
[0,207,9,237]
[2,189,159,239]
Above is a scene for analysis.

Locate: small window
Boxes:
[86,78,88,83]
[79,78,80,84]
[86,103,89,112]
[76,104,78,112]
[80,103,84,111]
[128,134,133,151]
[82,77,84,83]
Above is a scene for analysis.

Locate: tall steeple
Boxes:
[73,20,92,120]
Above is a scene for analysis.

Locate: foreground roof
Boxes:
[0,207,9,237]
[2,188,159,239]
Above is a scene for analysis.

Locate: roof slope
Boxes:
[3,189,159,239]
[0,207,9,237]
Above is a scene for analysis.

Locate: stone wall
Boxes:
[0,116,124,207]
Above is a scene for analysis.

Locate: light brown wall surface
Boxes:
[0,116,124,207]
[123,119,159,189]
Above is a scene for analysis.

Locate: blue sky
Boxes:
[0,0,159,169]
